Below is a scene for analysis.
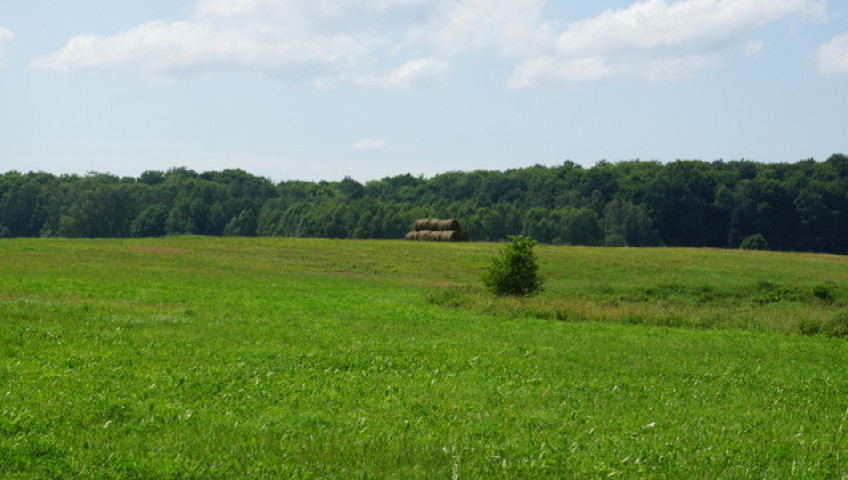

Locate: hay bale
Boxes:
[406,221,470,242]
[434,219,460,231]
[437,230,460,241]
[413,218,462,232]
[406,230,428,240]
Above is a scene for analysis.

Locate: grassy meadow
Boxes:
[1,237,848,478]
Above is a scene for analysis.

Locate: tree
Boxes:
[602,199,661,247]
[521,207,556,243]
[740,234,769,250]
[131,204,168,237]
[56,181,133,238]
[338,176,365,200]
[1,156,848,252]
[165,199,197,235]
[223,209,257,237]
[554,207,602,246]
[794,187,838,252]
[482,235,544,297]
[644,161,717,246]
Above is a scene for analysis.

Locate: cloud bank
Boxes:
[32,0,822,87]
[816,32,848,75]
[509,0,817,87]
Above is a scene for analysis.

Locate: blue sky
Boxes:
[1,0,846,182]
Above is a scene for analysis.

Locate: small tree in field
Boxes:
[483,235,544,296]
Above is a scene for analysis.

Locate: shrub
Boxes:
[798,310,848,338]
[482,235,544,297]
[740,234,769,250]
[604,233,627,247]
[825,310,848,338]
[798,318,821,336]
[811,282,837,302]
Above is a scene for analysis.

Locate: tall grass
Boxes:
[428,245,848,337]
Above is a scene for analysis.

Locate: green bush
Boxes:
[740,234,769,250]
[482,235,544,297]
[811,282,837,302]
[799,310,848,338]
[798,318,821,336]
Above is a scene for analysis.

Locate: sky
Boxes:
[1,0,847,182]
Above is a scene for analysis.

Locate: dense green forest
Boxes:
[1,154,847,254]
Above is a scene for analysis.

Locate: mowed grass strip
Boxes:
[0,237,847,478]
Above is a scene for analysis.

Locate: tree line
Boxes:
[1,154,847,254]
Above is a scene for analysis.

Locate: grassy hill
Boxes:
[1,237,847,478]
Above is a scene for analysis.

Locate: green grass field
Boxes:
[1,237,847,478]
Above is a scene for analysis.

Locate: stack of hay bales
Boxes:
[404,218,469,242]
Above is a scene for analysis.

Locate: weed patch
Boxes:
[425,246,847,337]
[811,282,838,302]
[801,309,848,338]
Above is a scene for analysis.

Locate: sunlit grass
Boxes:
[427,244,848,336]
[1,237,847,478]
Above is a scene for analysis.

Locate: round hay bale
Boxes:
[426,230,442,241]
[415,218,462,232]
[431,219,460,231]
[431,230,458,242]
[404,231,416,240]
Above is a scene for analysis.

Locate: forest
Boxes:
[1,154,847,254]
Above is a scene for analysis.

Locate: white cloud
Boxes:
[640,54,719,82]
[556,0,811,55]
[31,0,456,88]
[0,27,13,56]
[410,0,550,57]
[31,0,538,84]
[32,15,375,77]
[197,0,428,19]
[352,57,448,89]
[31,0,820,88]
[508,0,817,87]
[508,52,717,87]
[508,56,613,89]
[745,40,765,56]
[32,0,416,80]
[354,138,388,150]
[816,32,848,75]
